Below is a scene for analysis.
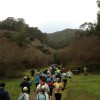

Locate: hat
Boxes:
[56,78,60,82]
[23,87,28,91]
[24,76,27,79]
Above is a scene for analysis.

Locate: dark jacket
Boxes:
[20,81,30,94]
[0,88,10,100]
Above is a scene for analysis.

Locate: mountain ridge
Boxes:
[47,28,79,49]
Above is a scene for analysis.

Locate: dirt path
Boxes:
[29,92,37,100]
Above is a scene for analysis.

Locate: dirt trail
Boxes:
[29,92,37,100]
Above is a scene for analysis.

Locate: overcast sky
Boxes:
[0,0,98,33]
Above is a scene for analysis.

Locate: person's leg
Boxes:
[55,93,61,100]
[49,87,53,100]
[55,93,58,100]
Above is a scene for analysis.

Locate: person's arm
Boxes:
[35,84,40,92]
[20,82,22,87]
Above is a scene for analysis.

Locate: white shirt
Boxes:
[67,70,73,77]
[37,83,49,93]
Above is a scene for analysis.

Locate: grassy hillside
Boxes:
[47,28,79,49]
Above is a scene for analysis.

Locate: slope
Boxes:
[47,28,79,49]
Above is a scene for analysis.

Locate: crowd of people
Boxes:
[18,64,73,100]
[0,64,88,100]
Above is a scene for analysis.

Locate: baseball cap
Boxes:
[23,87,28,91]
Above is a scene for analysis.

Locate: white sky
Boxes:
[0,0,98,33]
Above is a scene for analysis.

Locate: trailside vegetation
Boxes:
[52,1,100,71]
[0,17,53,78]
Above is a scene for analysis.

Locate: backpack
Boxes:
[18,93,26,100]
[37,92,46,100]
[46,77,51,83]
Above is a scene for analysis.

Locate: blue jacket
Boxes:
[0,88,10,100]
[34,75,40,84]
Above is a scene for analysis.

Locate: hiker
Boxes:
[77,66,81,74]
[67,69,73,81]
[46,75,54,100]
[53,78,64,100]
[27,77,32,86]
[62,71,68,88]
[30,68,35,80]
[34,74,40,92]
[35,77,49,94]
[18,86,29,100]
[52,74,57,83]
[20,76,30,94]
[0,82,10,100]
[42,71,47,78]
[35,69,41,76]
[84,66,88,75]
[36,85,49,100]
[43,68,48,75]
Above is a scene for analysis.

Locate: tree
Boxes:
[95,0,100,37]
[16,18,26,32]
[13,32,31,47]
[1,17,16,30]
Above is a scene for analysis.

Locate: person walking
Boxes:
[20,76,30,94]
[53,78,64,100]
[34,74,40,91]
[36,86,49,100]
[62,71,68,88]
[84,66,88,75]
[0,82,10,100]
[30,68,35,80]
[18,86,29,100]
[35,77,49,94]
[67,69,73,82]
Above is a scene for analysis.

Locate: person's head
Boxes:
[24,76,27,81]
[23,87,28,93]
[56,78,61,83]
[42,77,46,82]
[0,82,5,88]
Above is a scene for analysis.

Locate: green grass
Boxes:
[0,69,35,100]
[0,71,100,100]
[62,74,100,100]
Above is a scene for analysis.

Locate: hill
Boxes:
[47,28,79,49]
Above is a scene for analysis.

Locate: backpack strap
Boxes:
[18,93,26,100]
